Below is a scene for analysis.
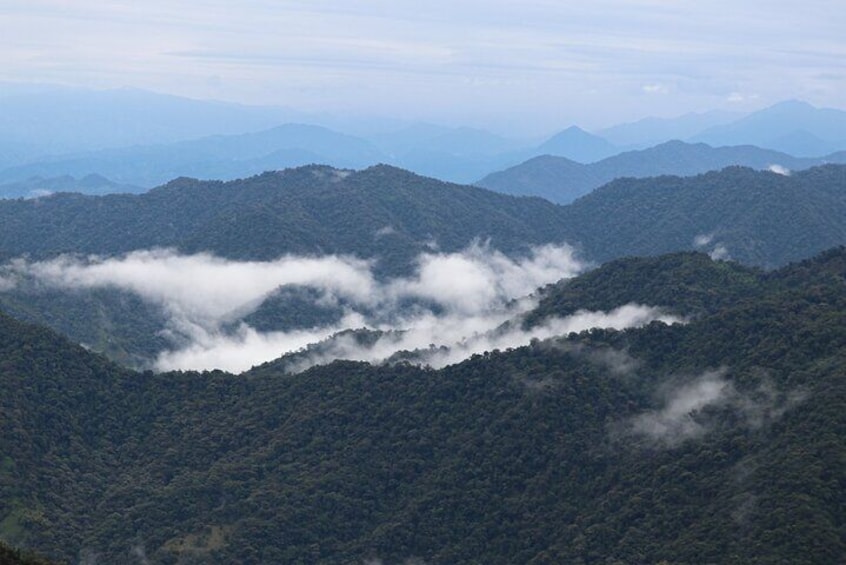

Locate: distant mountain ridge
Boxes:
[0,174,139,199]
[477,140,846,203]
[0,124,387,189]
[535,126,618,163]
[0,85,304,165]
[3,87,846,189]
[692,100,846,156]
[597,109,742,147]
[558,164,846,268]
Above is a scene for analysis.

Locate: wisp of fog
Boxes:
[0,243,680,373]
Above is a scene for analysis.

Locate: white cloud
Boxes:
[693,233,714,247]
[692,233,730,261]
[629,370,731,446]
[0,243,681,373]
[623,369,805,447]
[23,249,377,325]
[642,83,669,95]
[281,302,680,374]
[768,164,791,176]
[709,244,730,261]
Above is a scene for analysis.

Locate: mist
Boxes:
[0,243,681,373]
[622,369,805,447]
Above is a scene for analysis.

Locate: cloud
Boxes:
[0,275,16,292]
[374,225,396,237]
[768,164,791,176]
[693,233,730,261]
[693,233,714,247]
[21,249,377,325]
[387,243,582,315]
[621,369,805,447]
[281,303,680,374]
[0,243,684,373]
[709,244,730,261]
[3,1,844,134]
[629,369,731,446]
[642,83,669,95]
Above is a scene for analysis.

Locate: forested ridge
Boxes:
[1,163,845,371]
[0,165,563,273]
[1,249,844,563]
[559,164,846,268]
[476,139,846,204]
[1,163,845,271]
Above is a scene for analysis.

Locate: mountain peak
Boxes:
[536,127,616,163]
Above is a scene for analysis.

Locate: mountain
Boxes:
[477,140,846,203]
[692,100,846,156]
[366,125,530,184]
[535,126,618,163]
[2,248,845,563]
[0,85,304,166]
[1,164,846,371]
[0,124,388,188]
[559,164,846,268]
[383,125,622,184]
[597,109,742,147]
[0,164,565,270]
[0,174,139,199]
[7,162,845,272]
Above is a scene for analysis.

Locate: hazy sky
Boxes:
[3,1,845,131]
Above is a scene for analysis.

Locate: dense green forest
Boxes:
[1,164,845,371]
[1,163,845,271]
[0,165,564,273]
[2,249,844,563]
[0,540,55,565]
[560,164,846,268]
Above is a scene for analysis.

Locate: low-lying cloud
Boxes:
[693,233,730,261]
[768,164,791,176]
[629,369,731,446]
[0,243,680,373]
[622,369,805,447]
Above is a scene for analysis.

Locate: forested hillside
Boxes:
[560,164,846,268]
[2,163,845,271]
[2,249,844,563]
[1,164,845,372]
[477,139,846,203]
[0,164,563,274]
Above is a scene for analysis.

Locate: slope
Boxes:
[2,164,846,373]
[692,100,846,156]
[560,164,846,268]
[477,140,846,203]
[0,164,565,273]
[1,248,845,563]
[0,124,387,188]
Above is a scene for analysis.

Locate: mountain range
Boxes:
[1,163,845,371]
[2,247,844,563]
[2,88,846,563]
[2,87,846,192]
[691,100,846,156]
[477,140,846,203]
[2,164,844,271]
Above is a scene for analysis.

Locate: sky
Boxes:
[2,1,845,133]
